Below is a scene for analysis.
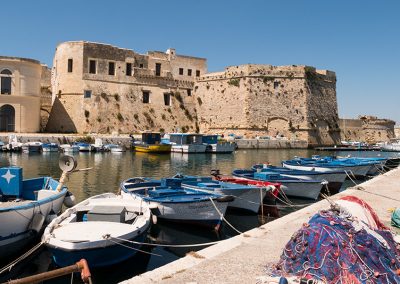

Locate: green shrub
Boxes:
[228,78,240,87]
[197,97,203,105]
[114,93,120,101]
[117,113,124,121]
[76,135,94,144]
[84,110,90,118]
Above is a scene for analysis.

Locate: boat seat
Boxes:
[87,206,126,223]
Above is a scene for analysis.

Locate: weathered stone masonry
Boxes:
[46,41,206,134]
[194,64,340,146]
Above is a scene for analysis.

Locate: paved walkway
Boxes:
[122,167,400,284]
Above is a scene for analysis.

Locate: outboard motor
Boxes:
[210,169,220,177]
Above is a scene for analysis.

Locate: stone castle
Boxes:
[0,40,395,146]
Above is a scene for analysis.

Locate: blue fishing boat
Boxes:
[252,164,346,194]
[232,169,323,200]
[73,142,91,152]
[0,166,70,258]
[120,177,231,229]
[42,143,60,152]
[282,157,374,178]
[171,175,269,213]
[43,193,151,268]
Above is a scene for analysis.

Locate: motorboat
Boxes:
[120,177,231,229]
[21,141,42,153]
[43,193,151,268]
[133,132,171,153]
[60,144,80,153]
[42,143,60,152]
[166,133,207,153]
[252,164,346,195]
[232,169,323,200]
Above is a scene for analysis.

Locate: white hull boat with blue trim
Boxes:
[120,177,231,229]
[0,167,68,257]
[43,193,151,268]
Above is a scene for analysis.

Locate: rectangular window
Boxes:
[68,59,73,73]
[108,62,115,75]
[84,90,92,98]
[196,70,200,77]
[187,69,192,76]
[139,63,144,68]
[155,63,161,76]
[89,60,96,74]
[274,81,279,89]
[164,93,171,106]
[126,63,132,76]
[187,89,192,96]
[142,91,150,103]
[179,68,184,75]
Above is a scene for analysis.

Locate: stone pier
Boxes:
[122,167,400,283]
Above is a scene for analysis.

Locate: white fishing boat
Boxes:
[0,166,71,257]
[91,138,105,152]
[21,141,42,153]
[60,144,80,153]
[104,144,126,152]
[3,134,23,152]
[120,177,230,229]
[43,193,151,268]
[167,133,207,153]
[380,140,400,152]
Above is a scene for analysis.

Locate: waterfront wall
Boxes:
[339,115,395,143]
[235,138,307,149]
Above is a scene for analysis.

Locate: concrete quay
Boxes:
[123,168,400,284]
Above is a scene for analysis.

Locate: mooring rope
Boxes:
[344,170,358,186]
[0,241,44,275]
[104,237,162,256]
[209,197,243,234]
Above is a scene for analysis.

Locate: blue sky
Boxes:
[2,0,399,124]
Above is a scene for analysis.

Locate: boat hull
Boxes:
[49,232,147,268]
[171,144,207,153]
[134,144,171,153]
[282,162,371,178]
[0,190,66,257]
[183,185,265,213]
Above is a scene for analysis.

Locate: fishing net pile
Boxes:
[270,196,400,283]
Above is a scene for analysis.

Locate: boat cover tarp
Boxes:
[271,196,400,283]
[392,208,400,229]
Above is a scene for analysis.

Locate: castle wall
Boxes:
[195,64,339,146]
[339,116,395,143]
[47,41,205,134]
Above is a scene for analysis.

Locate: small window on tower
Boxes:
[187,69,192,76]
[84,90,92,99]
[179,68,184,75]
[68,59,73,73]
[142,91,150,103]
[126,63,132,76]
[108,62,115,75]
[89,60,97,74]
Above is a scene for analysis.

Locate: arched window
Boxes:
[0,104,15,132]
[1,69,12,95]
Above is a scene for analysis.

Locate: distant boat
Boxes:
[73,142,91,152]
[232,169,323,200]
[43,193,151,268]
[380,141,400,152]
[0,166,70,258]
[120,177,231,229]
[3,134,23,152]
[202,135,236,153]
[22,141,42,153]
[252,164,346,195]
[166,133,207,153]
[91,138,105,152]
[60,144,80,153]
[42,143,60,152]
[133,132,171,153]
[104,144,126,152]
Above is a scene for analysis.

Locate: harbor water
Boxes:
[0,149,398,283]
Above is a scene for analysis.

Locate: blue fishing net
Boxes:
[392,208,400,229]
[271,209,400,283]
